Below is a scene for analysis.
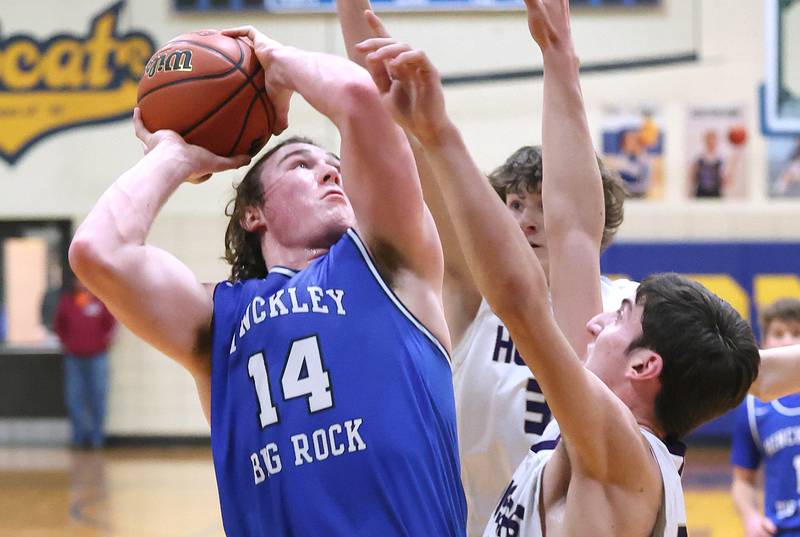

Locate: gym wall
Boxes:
[0,0,790,436]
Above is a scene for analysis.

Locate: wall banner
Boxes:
[0,2,155,165]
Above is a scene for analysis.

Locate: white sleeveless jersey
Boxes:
[482,421,688,537]
[453,276,639,537]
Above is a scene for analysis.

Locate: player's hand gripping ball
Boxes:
[137,30,274,157]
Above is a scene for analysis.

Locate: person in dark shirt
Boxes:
[691,130,728,198]
[54,278,116,448]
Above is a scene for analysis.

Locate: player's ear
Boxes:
[241,205,267,233]
[627,348,662,381]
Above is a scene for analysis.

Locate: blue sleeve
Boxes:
[730,398,761,470]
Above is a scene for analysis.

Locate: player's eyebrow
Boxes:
[278,148,341,171]
[621,298,632,317]
[278,148,312,166]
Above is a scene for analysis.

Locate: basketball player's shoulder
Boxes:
[211,279,259,332]
[641,429,688,536]
[335,227,428,297]
[212,279,242,305]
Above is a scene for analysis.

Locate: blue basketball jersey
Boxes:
[731,394,800,535]
[210,229,466,537]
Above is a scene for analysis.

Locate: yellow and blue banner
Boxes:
[0,2,155,165]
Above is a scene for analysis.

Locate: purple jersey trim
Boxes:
[530,436,561,453]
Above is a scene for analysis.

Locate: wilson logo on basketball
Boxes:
[137,31,273,158]
[144,49,194,79]
[0,1,155,165]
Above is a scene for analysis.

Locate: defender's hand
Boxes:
[525,0,573,54]
[364,8,392,39]
[133,108,251,184]
[356,14,450,145]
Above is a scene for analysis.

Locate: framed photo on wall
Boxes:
[600,105,665,201]
[685,105,749,200]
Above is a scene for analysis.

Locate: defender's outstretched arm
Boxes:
[751,344,800,401]
[356,28,658,492]
[334,4,482,343]
[535,0,605,355]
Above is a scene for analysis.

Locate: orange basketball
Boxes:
[137,30,273,157]
[727,125,747,146]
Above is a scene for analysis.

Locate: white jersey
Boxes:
[482,420,688,537]
[453,276,639,537]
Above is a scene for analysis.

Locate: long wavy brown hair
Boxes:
[224,136,317,281]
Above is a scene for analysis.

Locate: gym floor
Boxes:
[0,444,743,536]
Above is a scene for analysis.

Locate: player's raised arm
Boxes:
[336,0,376,67]
[69,110,250,419]
[223,26,449,346]
[334,5,481,343]
[532,0,604,355]
[356,27,658,489]
[750,344,800,401]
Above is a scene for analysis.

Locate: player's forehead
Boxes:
[259,143,340,189]
[623,286,638,304]
[767,318,800,332]
[270,143,338,168]
[506,188,542,203]
[620,291,644,325]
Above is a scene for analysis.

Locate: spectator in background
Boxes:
[732,298,800,537]
[690,129,728,198]
[40,262,63,344]
[0,303,6,344]
[54,278,116,449]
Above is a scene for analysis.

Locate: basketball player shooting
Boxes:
[357,0,760,535]
[69,29,466,536]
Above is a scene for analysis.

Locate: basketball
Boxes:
[137,30,274,157]
[728,125,748,146]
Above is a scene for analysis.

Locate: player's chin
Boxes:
[322,212,356,239]
[336,208,357,230]
[334,208,356,229]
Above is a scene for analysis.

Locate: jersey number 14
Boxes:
[247,335,333,428]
